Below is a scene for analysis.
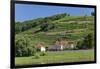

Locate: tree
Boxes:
[40,23,49,32]
[87,33,93,48]
[76,40,82,49]
[83,33,93,49]
[67,14,70,16]
[91,12,95,16]
[15,36,36,57]
[76,33,93,49]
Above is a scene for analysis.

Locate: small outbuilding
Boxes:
[35,43,46,52]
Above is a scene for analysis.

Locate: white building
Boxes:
[36,43,46,52]
[40,46,46,52]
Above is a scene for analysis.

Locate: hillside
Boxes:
[15,14,94,47]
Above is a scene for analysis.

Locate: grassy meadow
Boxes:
[15,49,94,66]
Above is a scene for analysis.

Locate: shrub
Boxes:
[40,52,46,56]
[76,40,82,49]
[83,33,93,49]
[15,36,36,57]
[76,33,94,49]
[34,53,40,59]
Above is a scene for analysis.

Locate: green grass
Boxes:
[53,16,94,23]
[15,49,94,66]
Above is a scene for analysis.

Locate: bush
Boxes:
[83,33,93,49]
[40,52,46,56]
[15,36,36,57]
[76,40,82,49]
[34,53,40,59]
[76,33,94,49]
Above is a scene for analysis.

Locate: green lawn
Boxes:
[15,49,94,66]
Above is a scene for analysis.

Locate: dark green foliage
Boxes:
[44,13,66,22]
[91,12,95,16]
[15,13,66,34]
[40,23,49,32]
[40,52,46,56]
[49,24,55,29]
[67,14,70,16]
[83,33,93,49]
[76,33,94,49]
[15,21,38,34]
[76,40,82,49]
[15,36,36,57]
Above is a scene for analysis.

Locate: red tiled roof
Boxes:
[55,40,68,46]
[36,43,45,48]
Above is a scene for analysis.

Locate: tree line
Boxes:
[15,13,67,34]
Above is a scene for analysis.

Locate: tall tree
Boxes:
[91,12,95,16]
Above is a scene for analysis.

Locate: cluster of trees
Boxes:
[43,13,66,22]
[15,36,36,57]
[39,23,55,32]
[15,21,38,34]
[15,13,67,34]
[76,33,94,49]
[15,35,47,57]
